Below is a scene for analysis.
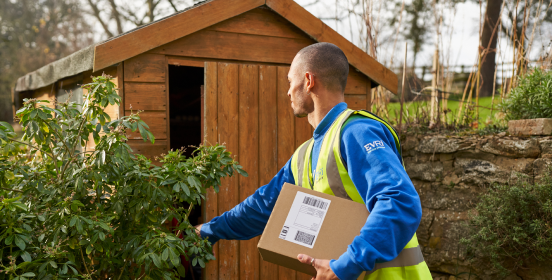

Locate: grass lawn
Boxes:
[384,96,504,127]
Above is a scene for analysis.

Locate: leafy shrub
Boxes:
[500,68,552,120]
[0,75,246,279]
[461,172,552,275]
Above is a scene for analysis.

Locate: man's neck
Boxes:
[308,99,343,129]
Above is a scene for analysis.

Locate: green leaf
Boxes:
[177,265,186,277]
[5,170,15,180]
[100,150,106,166]
[21,251,31,262]
[50,261,58,268]
[98,222,111,232]
[181,182,190,196]
[39,261,48,272]
[14,236,26,250]
[95,243,103,252]
[171,257,180,267]
[187,176,197,189]
[99,232,105,241]
[237,168,249,177]
[147,131,155,144]
[61,264,68,274]
[21,273,35,277]
[161,248,169,261]
[86,244,93,254]
[76,220,83,233]
[150,253,162,268]
[13,203,27,211]
[138,123,147,140]
[37,110,48,120]
[0,129,7,141]
[0,121,14,132]
[147,214,157,222]
[69,265,78,275]
[70,216,78,227]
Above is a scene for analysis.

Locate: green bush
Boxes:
[499,68,552,120]
[461,172,552,275]
[0,75,246,279]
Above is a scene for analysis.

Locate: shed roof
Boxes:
[15,0,211,92]
[16,0,397,93]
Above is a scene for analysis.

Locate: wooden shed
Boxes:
[14,0,398,279]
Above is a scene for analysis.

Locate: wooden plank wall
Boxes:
[31,85,56,109]
[149,8,371,113]
[204,62,319,280]
[122,53,169,159]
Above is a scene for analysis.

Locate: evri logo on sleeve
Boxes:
[364,140,385,154]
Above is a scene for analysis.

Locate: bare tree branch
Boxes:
[167,0,179,13]
[152,0,162,11]
[86,0,114,37]
[107,0,124,35]
[302,0,321,8]
[118,6,146,26]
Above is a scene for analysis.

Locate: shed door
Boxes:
[203,62,313,280]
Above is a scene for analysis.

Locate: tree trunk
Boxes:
[479,0,503,97]
[148,0,154,23]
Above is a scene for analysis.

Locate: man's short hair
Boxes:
[296,42,349,92]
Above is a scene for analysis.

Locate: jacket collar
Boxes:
[313,102,348,140]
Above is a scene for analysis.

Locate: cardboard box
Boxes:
[258,183,369,277]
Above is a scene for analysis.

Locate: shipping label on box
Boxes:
[258,183,369,277]
[278,191,331,248]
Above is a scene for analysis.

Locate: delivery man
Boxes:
[195,43,432,280]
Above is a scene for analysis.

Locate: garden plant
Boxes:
[461,172,552,275]
[499,68,552,121]
[0,74,247,279]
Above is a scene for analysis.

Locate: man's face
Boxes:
[288,55,314,118]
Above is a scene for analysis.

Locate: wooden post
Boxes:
[441,69,450,124]
[116,62,125,121]
[430,49,439,128]
[11,86,16,120]
[399,42,407,135]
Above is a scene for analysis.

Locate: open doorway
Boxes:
[168,65,204,280]
[169,65,204,157]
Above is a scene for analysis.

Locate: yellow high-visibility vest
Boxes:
[290,108,431,279]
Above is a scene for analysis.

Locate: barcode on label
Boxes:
[302,197,328,210]
[294,230,315,246]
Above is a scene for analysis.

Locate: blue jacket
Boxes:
[200,102,422,280]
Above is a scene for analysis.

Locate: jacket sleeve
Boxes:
[200,158,295,244]
[329,118,422,280]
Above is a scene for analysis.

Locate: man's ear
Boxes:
[304,72,315,93]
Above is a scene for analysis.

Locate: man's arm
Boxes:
[329,118,422,280]
[199,158,295,244]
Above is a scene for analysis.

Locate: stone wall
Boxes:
[404,134,552,280]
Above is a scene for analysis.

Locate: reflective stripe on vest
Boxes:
[290,109,431,280]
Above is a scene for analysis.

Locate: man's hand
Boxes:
[194,224,203,236]
[297,254,339,280]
